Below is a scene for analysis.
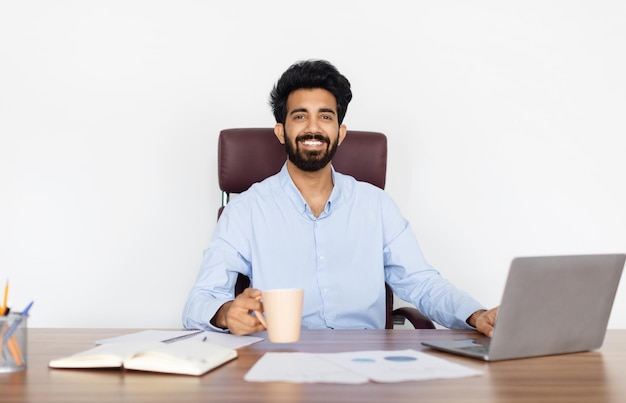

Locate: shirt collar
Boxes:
[277,163,344,219]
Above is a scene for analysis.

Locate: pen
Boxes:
[2,301,34,344]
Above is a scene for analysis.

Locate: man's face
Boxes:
[278,88,345,172]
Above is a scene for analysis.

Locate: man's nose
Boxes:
[305,117,322,133]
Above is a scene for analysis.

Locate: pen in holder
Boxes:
[0,301,33,373]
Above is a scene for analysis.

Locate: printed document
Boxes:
[245,349,482,384]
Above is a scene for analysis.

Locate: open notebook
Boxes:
[49,339,237,376]
[422,254,625,361]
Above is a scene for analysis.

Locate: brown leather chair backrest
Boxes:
[218,127,387,197]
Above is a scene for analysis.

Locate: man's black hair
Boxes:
[269,59,352,124]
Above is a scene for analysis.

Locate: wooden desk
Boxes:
[2,328,625,402]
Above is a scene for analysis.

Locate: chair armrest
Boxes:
[393,307,436,329]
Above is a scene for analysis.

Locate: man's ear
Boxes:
[274,123,285,144]
[338,124,347,146]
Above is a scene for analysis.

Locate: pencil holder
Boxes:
[0,312,28,373]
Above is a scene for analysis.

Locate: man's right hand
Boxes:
[211,288,266,335]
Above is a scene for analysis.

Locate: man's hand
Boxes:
[468,306,499,337]
[211,288,267,335]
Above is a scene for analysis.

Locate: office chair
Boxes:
[217,128,436,330]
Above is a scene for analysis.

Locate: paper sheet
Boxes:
[244,349,482,384]
[96,330,263,350]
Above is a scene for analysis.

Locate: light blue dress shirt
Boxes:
[183,164,484,331]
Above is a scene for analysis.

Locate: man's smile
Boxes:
[297,134,330,150]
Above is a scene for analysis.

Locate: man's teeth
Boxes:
[303,140,323,145]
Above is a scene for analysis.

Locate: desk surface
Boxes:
[2,328,625,402]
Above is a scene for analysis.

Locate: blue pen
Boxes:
[2,301,34,344]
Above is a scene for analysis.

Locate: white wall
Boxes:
[1,1,624,329]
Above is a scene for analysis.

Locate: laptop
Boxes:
[422,254,625,361]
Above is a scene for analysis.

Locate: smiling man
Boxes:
[182,60,498,337]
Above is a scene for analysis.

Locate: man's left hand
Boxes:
[470,307,499,337]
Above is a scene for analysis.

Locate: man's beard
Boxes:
[284,131,339,172]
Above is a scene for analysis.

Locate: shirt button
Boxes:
[319,255,325,261]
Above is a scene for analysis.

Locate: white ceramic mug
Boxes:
[259,288,304,343]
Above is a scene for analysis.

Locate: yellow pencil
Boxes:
[1,280,7,315]
[7,335,23,366]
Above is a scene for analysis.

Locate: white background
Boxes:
[1,1,624,328]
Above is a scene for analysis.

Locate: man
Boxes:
[183,59,498,337]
